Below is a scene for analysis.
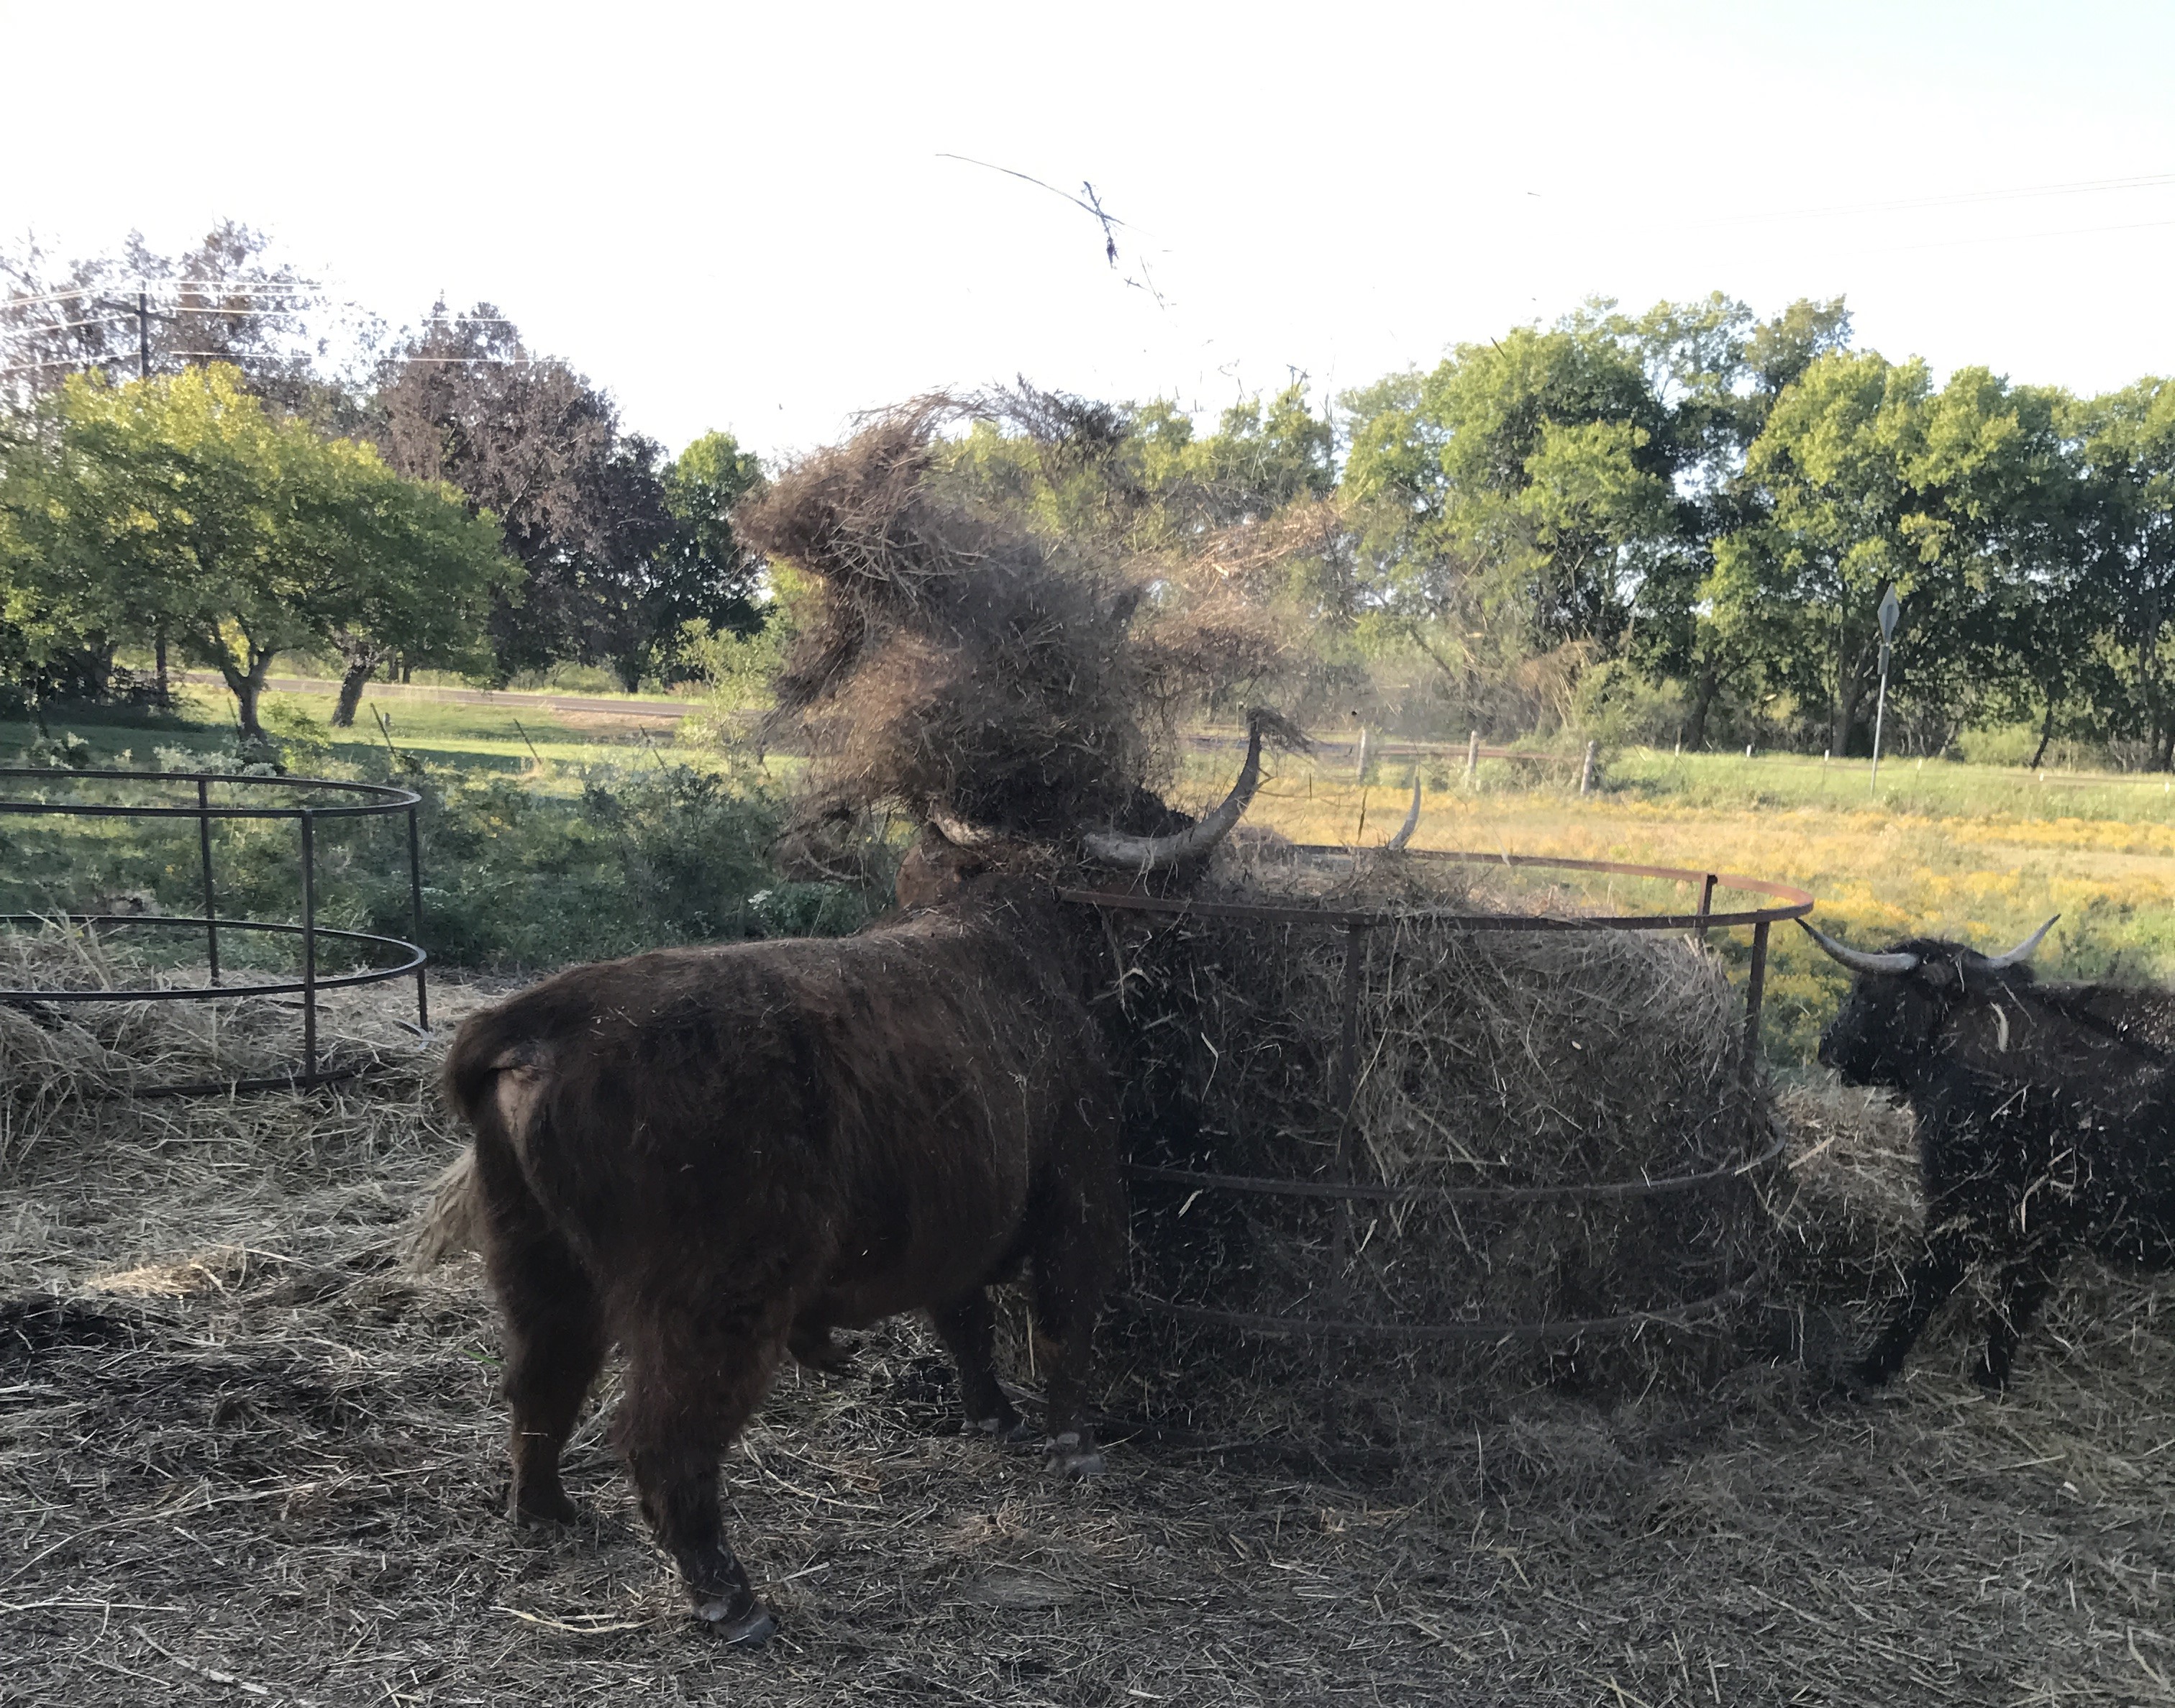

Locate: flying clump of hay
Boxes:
[734,396,1292,844]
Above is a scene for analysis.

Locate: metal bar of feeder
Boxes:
[1695,872,1716,942]
[1331,924,1368,1116]
[0,767,421,819]
[0,916,422,1000]
[1126,1132,1789,1206]
[406,803,429,1031]
[196,775,220,985]
[1325,923,1370,1402]
[1742,918,1771,1077]
[1123,1278,1757,1343]
[300,809,317,1082]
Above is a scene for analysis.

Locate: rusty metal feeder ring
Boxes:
[1062,847,1815,1343]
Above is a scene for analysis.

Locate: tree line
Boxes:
[1,224,764,736]
[7,225,2173,764]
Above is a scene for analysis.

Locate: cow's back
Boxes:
[447,904,1120,1322]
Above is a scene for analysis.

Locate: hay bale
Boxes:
[1094,853,1784,1446]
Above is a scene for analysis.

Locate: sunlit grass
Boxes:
[17,699,2175,1065]
[1164,740,2175,1066]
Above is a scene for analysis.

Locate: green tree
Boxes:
[1710,353,2069,755]
[1617,297,1851,746]
[0,365,513,737]
[2069,379,2175,764]
[375,306,671,685]
[1339,319,1673,727]
[632,430,768,685]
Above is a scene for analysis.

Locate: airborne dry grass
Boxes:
[7,954,2175,1703]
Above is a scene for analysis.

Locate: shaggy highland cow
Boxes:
[1804,916,2175,1390]
[444,722,1280,1645]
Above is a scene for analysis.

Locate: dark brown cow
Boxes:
[1805,916,2175,1390]
[442,719,1275,1645]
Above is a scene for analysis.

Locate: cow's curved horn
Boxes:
[1383,770,1422,851]
[925,803,998,849]
[1797,918,1920,975]
[1980,914,2059,970]
[1082,713,1268,871]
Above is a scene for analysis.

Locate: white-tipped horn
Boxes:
[1797,918,1921,975]
[1082,713,1268,872]
[1383,769,1422,851]
[1980,914,2059,970]
[925,803,998,849]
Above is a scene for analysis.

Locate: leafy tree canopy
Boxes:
[0,364,513,736]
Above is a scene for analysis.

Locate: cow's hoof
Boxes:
[1044,1433,1105,1478]
[696,1596,778,1648]
[509,1487,584,1527]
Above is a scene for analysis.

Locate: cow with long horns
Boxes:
[1802,915,2175,1390]
[441,714,1287,1645]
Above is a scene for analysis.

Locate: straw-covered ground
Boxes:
[7,946,2175,1705]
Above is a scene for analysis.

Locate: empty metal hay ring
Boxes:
[1,767,432,1094]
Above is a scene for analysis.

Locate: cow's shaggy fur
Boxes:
[1814,931,2175,1390]
[442,872,1124,1644]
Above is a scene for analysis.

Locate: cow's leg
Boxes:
[1977,1243,2065,1391]
[615,1312,783,1647]
[474,1136,607,1525]
[931,1289,1029,1442]
[1030,1230,1112,1477]
[1857,1228,1973,1388]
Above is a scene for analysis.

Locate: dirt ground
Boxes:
[6,982,2175,1706]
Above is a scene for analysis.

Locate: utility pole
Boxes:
[94,288,158,380]
[1869,586,1900,790]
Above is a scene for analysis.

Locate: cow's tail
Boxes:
[405,1005,555,1272]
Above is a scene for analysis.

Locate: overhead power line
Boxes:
[2,280,333,308]
[1690,168,2175,230]
[1,314,131,336]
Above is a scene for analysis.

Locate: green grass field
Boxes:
[1167,736,2175,1064]
[13,688,2174,1063]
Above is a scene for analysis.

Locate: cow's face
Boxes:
[1818,960,1959,1087]
[1817,936,2035,1087]
[1806,920,2056,1090]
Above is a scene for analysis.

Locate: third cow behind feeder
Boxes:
[1803,915,2175,1391]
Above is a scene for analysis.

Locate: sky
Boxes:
[5,0,2174,459]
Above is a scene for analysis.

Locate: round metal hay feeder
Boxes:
[1062,847,1814,1344]
[0,767,429,1095]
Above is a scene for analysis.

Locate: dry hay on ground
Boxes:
[8,948,2175,1703]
